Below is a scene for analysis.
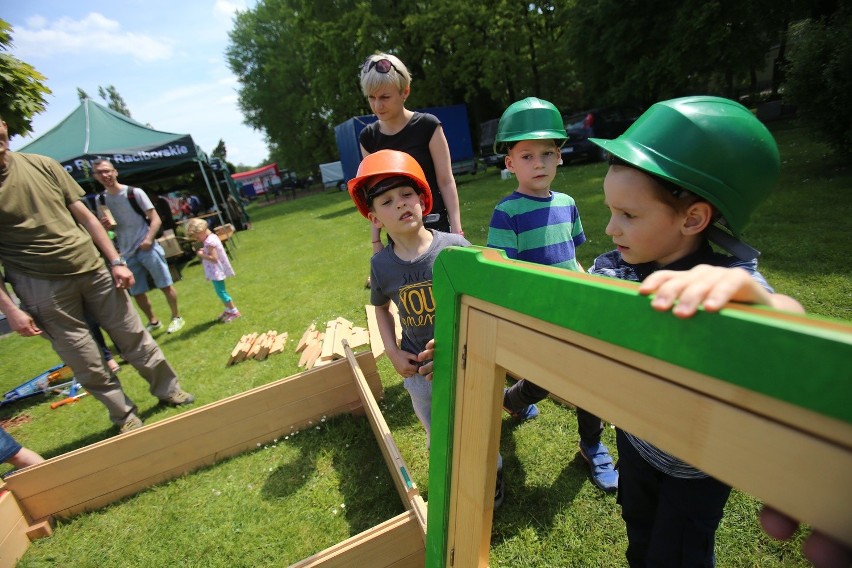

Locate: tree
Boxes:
[212,139,227,161]
[226,0,582,171]
[784,5,852,155]
[0,19,51,137]
[98,85,132,117]
[564,0,798,107]
[77,88,91,101]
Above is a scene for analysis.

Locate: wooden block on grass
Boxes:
[269,332,288,355]
[332,318,354,359]
[296,324,316,353]
[349,327,370,349]
[304,341,324,370]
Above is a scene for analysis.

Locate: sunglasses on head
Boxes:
[362,58,401,76]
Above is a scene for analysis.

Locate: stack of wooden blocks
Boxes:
[296,318,370,370]
[227,331,288,365]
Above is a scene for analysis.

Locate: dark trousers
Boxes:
[503,378,603,446]
[616,429,732,567]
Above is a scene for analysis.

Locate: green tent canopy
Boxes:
[18,99,206,186]
[16,99,240,227]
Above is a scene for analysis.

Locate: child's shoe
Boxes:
[503,388,539,421]
[494,467,505,510]
[222,310,241,323]
[216,311,229,323]
[145,320,163,332]
[578,441,618,493]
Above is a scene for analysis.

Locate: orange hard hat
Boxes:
[348,149,432,218]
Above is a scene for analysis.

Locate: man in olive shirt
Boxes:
[0,114,194,433]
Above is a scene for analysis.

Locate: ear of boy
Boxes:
[682,202,714,235]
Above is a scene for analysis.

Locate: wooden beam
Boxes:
[343,342,420,507]
[4,353,383,523]
[0,491,30,568]
[288,510,425,568]
[424,247,852,567]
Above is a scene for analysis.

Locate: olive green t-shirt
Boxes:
[0,153,102,278]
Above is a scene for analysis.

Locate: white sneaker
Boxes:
[167,317,185,333]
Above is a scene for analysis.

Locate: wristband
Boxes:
[372,240,382,244]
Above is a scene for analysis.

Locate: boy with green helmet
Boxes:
[588,96,804,567]
[488,97,620,494]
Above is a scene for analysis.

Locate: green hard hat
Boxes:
[590,96,779,237]
[494,97,566,154]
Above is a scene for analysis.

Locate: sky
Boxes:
[5,0,269,167]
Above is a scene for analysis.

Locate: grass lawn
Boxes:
[1,118,849,567]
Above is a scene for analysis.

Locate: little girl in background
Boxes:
[185,219,240,323]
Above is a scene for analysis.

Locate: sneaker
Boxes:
[222,310,241,323]
[166,316,185,333]
[216,311,229,323]
[579,441,618,493]
[494,467,505,510]
[146,320,163,332]
[159,390,196,407]
[119,415,144,434]
[503,388,540,421]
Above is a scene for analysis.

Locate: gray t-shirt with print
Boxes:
[370,230,469,355]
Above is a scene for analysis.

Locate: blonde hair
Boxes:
[185,218,209,237]
[360,52,411,97]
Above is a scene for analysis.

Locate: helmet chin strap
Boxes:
[706,224,760,261]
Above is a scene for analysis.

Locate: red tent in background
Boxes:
[231,163,280,197]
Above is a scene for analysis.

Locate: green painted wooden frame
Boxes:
[425,246,852,567]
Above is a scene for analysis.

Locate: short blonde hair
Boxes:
[185,218,209,237]
[360,52,411,97]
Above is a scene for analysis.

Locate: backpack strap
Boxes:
[126,187,151,225]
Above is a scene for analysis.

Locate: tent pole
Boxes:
[196,160,225,228]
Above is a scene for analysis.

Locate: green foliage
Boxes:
[0,19,51,137]
[784,6,852,156]
[212,138,228,160]
[564,0,795,106]
[1,119,846,566]
[97,85,132,117]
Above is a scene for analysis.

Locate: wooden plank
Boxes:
[298,337,321,367]
[296,324,316,353]
[365,305,385,360]
[445,309,504,568]
[247,332,267,359]
[255,331,275,361]
[0,491,30,568]
[303,341,324,370]
[4,353,383,523]
[320,321,336,360]
[425,247,852,567]
[288,511,424,568]
[270,332,289,354]
[348,327,370,349]
[343,342,419,506]
[332,318,354,359]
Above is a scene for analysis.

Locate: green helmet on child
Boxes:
[589,96,780,239]
[494,97,566,154]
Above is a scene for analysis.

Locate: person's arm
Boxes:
[138,207,163,251]
[361,143,384,254]
[638,265,805,318]
[375,301,418,377]
[429,127,463,234]
[0,274,41,336]
[68,200,134,290]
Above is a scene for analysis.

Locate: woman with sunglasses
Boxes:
[359,52,464,259]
